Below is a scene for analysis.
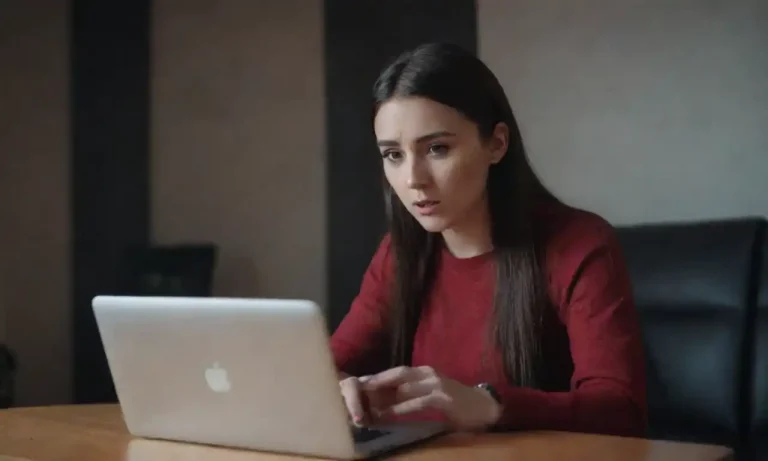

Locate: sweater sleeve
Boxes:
[496,217,648,437]
[329,235,393,377]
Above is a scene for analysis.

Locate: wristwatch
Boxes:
[475,382,502,405]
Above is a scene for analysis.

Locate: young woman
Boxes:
[331,43,647,437]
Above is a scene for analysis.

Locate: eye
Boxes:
[428,144,449,156]
[381,149,404,162]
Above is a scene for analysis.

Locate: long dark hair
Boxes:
[373,42,557,387]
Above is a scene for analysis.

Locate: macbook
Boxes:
[92,295,445,459]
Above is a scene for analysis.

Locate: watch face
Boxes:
[477,383,502,404]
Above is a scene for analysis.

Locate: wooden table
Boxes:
[0,405,733,461]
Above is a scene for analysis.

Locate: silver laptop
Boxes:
[92,295,445,459]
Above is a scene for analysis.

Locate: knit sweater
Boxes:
[331,203,647,436]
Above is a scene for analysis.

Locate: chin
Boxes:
[413,215,450,233]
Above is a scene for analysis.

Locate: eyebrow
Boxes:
[376,130,456,148]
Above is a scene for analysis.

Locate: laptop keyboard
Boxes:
[352,426,390,443]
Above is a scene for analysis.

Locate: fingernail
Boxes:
[353,415,362,422]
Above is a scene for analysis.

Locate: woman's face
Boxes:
[374,96,507,233]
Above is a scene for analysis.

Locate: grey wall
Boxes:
[0,1,72,406]
[151,0,327,306]
[479,0,768,225]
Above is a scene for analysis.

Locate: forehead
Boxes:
[373,97,472,142]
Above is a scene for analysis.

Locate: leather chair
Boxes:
[117,244,217,297]
[0,344,15,408]
[616,218,764,454]
[751,230,768,460]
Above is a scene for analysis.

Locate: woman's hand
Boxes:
[360,366,502,431]
[339,373,401,427]
[339,375,370,426]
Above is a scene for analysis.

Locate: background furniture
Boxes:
[117,243,218,297]
[751,237,768,460]
[616,217,767,461]
[0,344,15,408]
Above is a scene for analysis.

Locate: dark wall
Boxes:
[324,0,478,330]
[70,0,151,403]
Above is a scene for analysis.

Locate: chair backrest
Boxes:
[616,218,764,451]
[0,344,15,408]
[751,229,768,460]
[118,244,218,297]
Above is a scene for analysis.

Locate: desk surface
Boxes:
[0,405,733,461]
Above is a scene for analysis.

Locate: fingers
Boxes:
[393,376,438,401]
[350,366,446,422]
[364,365,436,390]
[339,376,367,425]
[362,367,446,420]
[364,384,400,413]
[383,392,449,416]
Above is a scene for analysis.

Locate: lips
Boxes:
[413,200,441,216]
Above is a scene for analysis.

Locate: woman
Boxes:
[331,42,647,437]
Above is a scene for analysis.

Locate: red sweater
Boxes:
[330,203,647,437]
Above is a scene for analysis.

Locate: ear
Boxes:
[488,122,509,164]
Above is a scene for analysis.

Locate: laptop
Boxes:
[92,295,446,459]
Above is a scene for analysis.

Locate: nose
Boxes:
[406,156,429,189]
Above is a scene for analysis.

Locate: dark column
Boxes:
[70,0,151,403]
[324,0,478,329]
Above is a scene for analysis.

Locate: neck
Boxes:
[441,197,493,259]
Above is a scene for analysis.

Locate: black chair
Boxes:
[616,218,764,455]
[751,230,768,461]
[117,243,218,297]
[0,344,15,408]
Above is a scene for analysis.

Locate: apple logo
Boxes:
[205,362,231,393]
